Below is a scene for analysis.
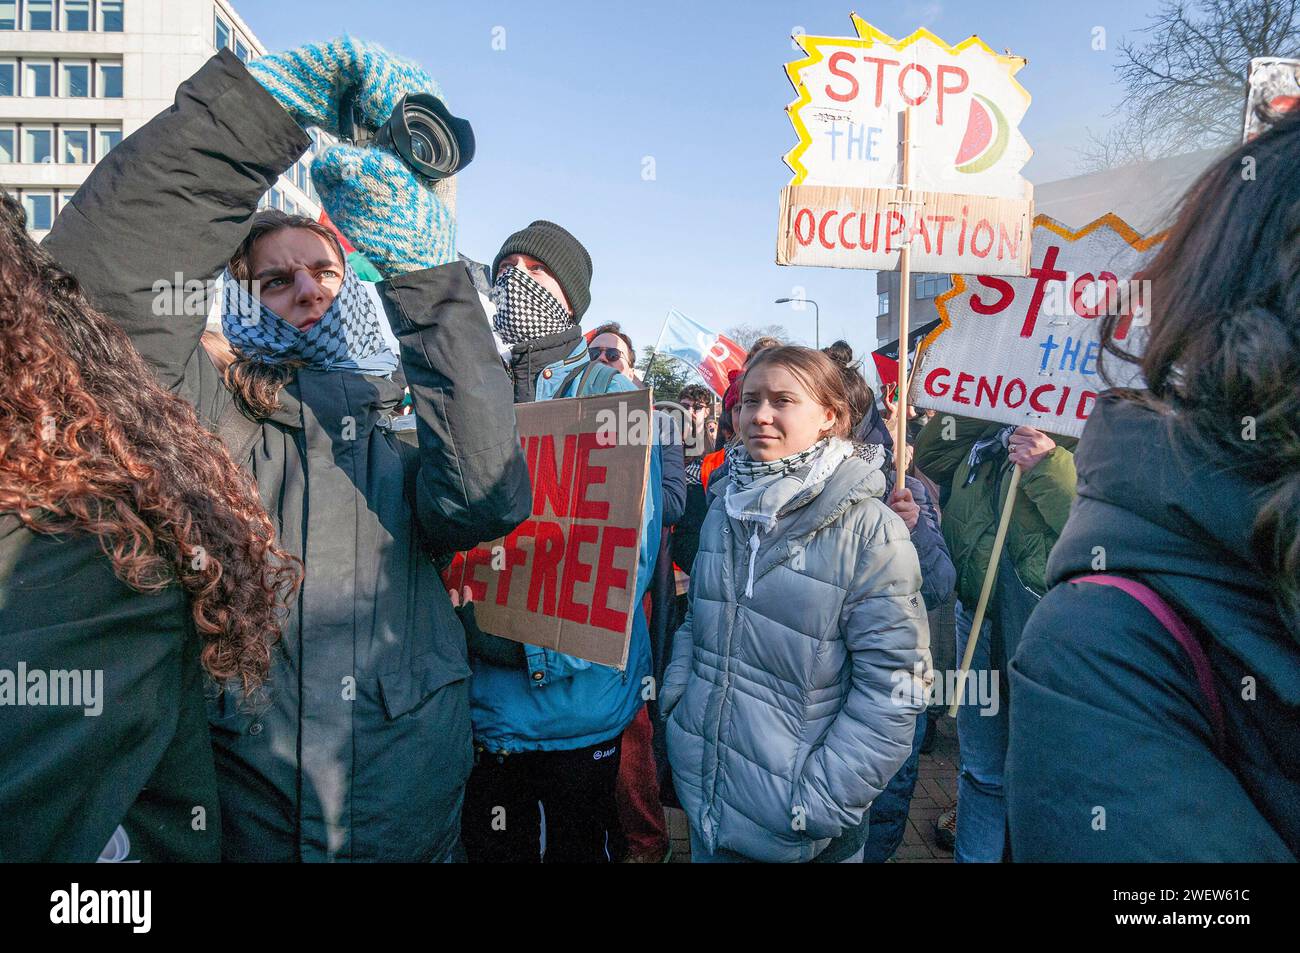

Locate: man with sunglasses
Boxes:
[587,325,637,380]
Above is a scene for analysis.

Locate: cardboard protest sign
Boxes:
[776,185,1032,274]
[443,389,652,669]
[1243,57,1300,141]
[777,15,1034,276]
[910,214,1165,438]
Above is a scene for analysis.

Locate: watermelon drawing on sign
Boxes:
[955,94,1010,174]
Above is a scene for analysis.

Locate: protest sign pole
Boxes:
[895,106,913,492]
[947,464,1022,718]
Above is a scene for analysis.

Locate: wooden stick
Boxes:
[895,107,912,492]
[947,465,1022,718]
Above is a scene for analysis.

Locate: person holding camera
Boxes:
[39,38,532,862]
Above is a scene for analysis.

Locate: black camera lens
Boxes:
[380,92,475,181]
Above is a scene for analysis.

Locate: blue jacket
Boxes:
[533,338,589,401]
[468,364,663,752]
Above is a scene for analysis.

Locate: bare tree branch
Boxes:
[1079,0,1300,171]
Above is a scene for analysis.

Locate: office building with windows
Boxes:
[1,0,327,239]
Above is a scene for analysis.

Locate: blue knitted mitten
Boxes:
[248,36,442,135]
[311,144,457,276]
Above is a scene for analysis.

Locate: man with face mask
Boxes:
[487,220,593,403]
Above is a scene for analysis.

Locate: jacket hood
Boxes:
[507,324,584,399]
[1047,392,1299,700]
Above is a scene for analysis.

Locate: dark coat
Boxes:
[39,50,531,862]
[0,525,221,862]
[1007,394,1299,861]
[506,326,584,403]
[883,470,956,613]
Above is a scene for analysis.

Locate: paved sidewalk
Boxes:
[664,712,959,863]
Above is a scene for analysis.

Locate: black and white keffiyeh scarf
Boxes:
[489,265,573,345]
[221,264,399,377]
[963,425,1016,487]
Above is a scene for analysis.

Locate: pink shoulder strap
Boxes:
[1073,574,1227,755]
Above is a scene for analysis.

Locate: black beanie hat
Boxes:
[492,220,592,320]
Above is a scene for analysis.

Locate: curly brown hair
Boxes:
[0,191,301,695]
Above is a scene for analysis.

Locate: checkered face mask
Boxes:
[489,265,572,345]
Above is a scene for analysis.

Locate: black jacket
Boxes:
[1007,394,1298,861]
[0,525,221,862]
[39,50,531,862]
[506,325,584,403]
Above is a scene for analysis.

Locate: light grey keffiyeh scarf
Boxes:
[724,436,879,597]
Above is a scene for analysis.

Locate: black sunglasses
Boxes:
[588,347,626,363]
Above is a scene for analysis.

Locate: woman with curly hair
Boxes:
[0,191,300,862]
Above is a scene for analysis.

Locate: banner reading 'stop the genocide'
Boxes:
[910,214,1165,438]
[443,389,652,669]
[776,14,1034,276]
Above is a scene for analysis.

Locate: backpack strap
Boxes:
[1072,573,1227,756]
[215,399,263,467]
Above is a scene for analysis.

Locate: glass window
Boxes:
[61,127,91,163]
[0,61,14,96]
[214,13,230,49]
[100,0,124,32]
[235,40,250,63]
[877,292,891,317]
[25,62,54,97]
[59,191,74,212]
[27,0,54,30]
[24,126,54,163]
[64,0,92,30]
[98,63,123,98]
[915,274,951,300]
[0,126,14,163]
[62,62,92,97]
[96,126,122,159]
[270,189,282,210]
[24,193,55,230]
[0,1,16,30]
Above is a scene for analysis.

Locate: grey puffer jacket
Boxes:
[661,449,932,862]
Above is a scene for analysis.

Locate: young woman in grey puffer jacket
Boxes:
[661,346,933,862]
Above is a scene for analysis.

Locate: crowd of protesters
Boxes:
[0,36,1295,864]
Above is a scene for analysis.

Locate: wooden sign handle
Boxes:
[947,465,1022,718]
[895,107,912,493]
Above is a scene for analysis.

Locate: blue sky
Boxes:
[236,0,1178,368]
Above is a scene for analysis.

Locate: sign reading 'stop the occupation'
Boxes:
[776,15,1035,276]
[783,15,1033,197]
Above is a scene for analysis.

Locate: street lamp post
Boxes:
[774,297,819,349]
